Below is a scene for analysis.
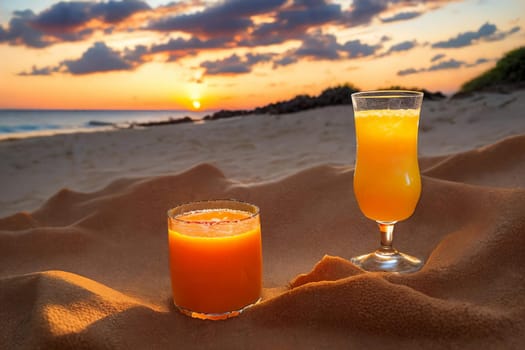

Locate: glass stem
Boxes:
[377,221,397,254]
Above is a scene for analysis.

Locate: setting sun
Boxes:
[192,100,201,109]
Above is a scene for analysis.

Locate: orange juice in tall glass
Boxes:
[167,200,262,320]
[353,109,421,222]
[351,90,424,273]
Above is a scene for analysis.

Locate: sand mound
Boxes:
[423,134,525,188]
[1,137,525,348]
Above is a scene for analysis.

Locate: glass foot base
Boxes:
[174,298,261,320]
[351,248,423,273]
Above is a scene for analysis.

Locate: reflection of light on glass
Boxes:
[405,173,411,185]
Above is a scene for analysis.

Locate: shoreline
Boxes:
[0,109,209,142]
[1,89,522,143]
[0,85,457,142]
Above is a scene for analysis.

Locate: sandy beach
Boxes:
[1,90,525,349]
[1,90,524,218]
[2,0,525,346]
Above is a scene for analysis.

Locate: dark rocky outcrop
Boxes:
[203,84,360,121]
[133,116,195,127]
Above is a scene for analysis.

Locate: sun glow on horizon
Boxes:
[192,100,201,109]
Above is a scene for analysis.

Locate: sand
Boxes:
[1,91,525,348]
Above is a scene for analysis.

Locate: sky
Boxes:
[0,0,524,110]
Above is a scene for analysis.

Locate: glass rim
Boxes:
[351,90,424,99]
[167,199,260,225]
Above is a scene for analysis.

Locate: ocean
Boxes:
[0,109,209,140]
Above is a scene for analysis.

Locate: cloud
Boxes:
[380,11,422,23]
[31,2,93,31]
[0,0,460,54]
[240,0,448,47]
[270,1,343,32]
[509,26,520,34]
[147,0,452,45]
[32,0,150,30]
[346,0,388,26]
[484,25,520,42]
[343,0,456,27]
[466,57,489,67]
[0,1,150,48]
[11,28,383,77]
[6,0,506,80]
[294,32,341,60]
[273,32,380,68]
[397,57,490,76]
[475,57,489,64]
[430,53,445,62]
[123,45,149,63]
[0,10,50,48]
[62,42,131,74]
[246,52,275,65]
[397,67,421,76]
[386,40,417,53]
[376,39,416,57]
[432,22,520,48]
[17,65,59,76]
[427,58,464,71]
[433,22,495,48]
[273,56,298,67]
[91,0,151,23]
[243,0,343,46]
[200,53,274,75]
[61,41,144,74]
[156,0,207,13]
[147,0,287,37]
[341,39,380,58]
[150,37,230,56]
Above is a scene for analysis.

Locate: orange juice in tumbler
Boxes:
[168,201,262,319]
[354,109,421,222]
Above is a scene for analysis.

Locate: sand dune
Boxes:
[1,125,525,348]
[422,134,525,188]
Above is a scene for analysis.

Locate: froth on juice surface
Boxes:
[168,208,262,315]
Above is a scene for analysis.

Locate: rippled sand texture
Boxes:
[1,130,525,348]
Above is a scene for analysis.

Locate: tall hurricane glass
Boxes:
[351,90,424,273]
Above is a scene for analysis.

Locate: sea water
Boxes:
[0,109,208,139]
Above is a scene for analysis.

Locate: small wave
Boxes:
[86,120,117,127]
[0,124,62,134]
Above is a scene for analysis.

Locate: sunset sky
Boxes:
[1,0,524,110]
